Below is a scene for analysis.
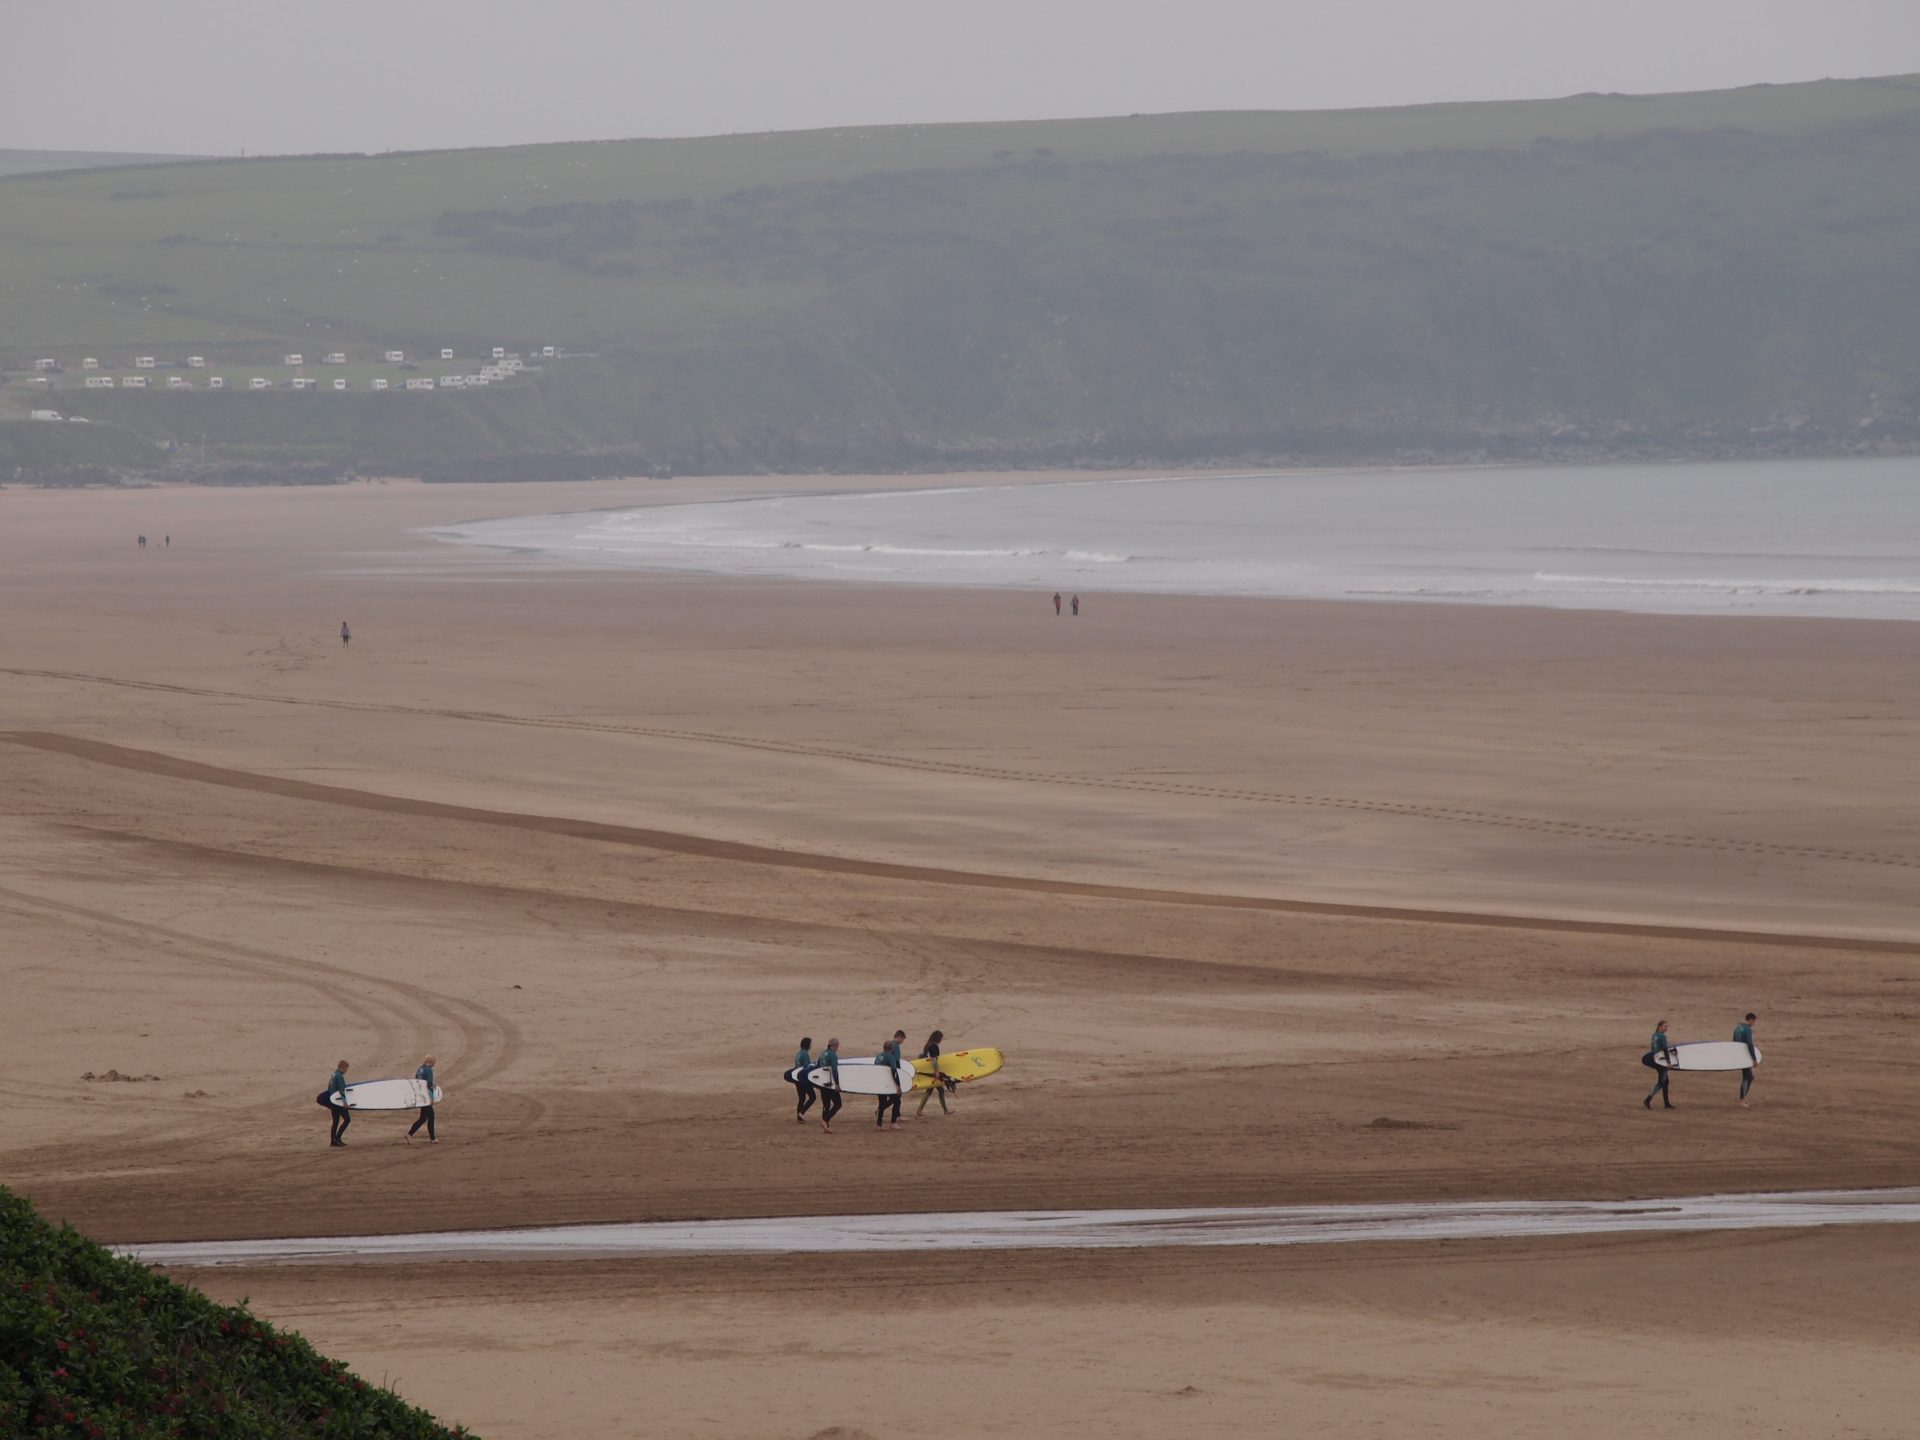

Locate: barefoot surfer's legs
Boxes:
[408,1105,436,1141]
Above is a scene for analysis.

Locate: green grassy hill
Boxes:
[0,151,202,180]
[0,1187,472,1437]
[6,74,1920,475]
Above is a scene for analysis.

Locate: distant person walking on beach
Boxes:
[1734,1012,1759,1107]
[1053,592,1062,615]
[817,1038,843,1132]
[791,1036,817,1123]
[1071,594,1080,616]
[915,1029,950,1118]
[1642,1020,1676,1109]
[137,535,146,549]
[875,1039,906,1130]
[340,621,351,647]
[320,1059,351,1145]
[407,1054,438,1142]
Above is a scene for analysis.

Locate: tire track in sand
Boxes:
[4,665,1914,873]
[0,883,534,1176]
[6,730,1915,956]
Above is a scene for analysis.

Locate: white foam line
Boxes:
[123,1189,1920,1268]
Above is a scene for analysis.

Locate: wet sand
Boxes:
[187,1228,1920,1440]
[2,475,1917,1437]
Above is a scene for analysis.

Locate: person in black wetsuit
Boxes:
[791,1036,817,1123]
[816,1039,843,1132]
[1642,1020,1676,1109]
[320,1059,351,1144]
[914,1029,950,1117]
[1734,1012,1758,1107]
[407,1054,438,1142]
[874,1040,906,1130]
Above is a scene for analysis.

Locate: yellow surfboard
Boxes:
[909,1048,1004,1090]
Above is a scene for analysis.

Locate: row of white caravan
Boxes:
[76,365,527,393]
[31,346,559,373]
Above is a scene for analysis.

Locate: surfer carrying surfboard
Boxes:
[875,1039,906,1129]
[322,1060,351,1145]
[914,1030,951,1118]
[817,1039,843,1132]
[1734,1013,1758,1107]
[792,1037,817,1123]
[406,1055,438,1142]
[1642,1021,1676,1109]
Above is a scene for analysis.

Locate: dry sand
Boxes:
[2,475,1916,1437]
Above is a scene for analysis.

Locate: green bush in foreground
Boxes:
[0,1187,473,1439]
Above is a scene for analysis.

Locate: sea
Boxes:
[429,456,1920,621]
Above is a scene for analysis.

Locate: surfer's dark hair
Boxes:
[926,1030,944,1047]
[1655,1020,1666,1028]
[800,1036,812,1049]
[1745,1012,1756,1021]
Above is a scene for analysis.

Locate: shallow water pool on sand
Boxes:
[128,1189,1920,1267]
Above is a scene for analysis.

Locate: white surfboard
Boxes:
[341,1077,444,1110]
[806,1061,915,1096]
[1653,1042,1760,1072]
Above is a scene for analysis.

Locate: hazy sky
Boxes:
[5,0,1919,156]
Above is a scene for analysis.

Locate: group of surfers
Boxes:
[1641,1012,1759,1110]
[790,1029,952,1132]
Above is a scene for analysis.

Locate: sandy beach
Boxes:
[3,475,1917,1438]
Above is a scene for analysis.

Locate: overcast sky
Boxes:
[5,0,1919,156]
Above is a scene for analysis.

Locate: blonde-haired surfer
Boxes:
[407,1054,438,1143]
[1642,1021,1675,1109]
[321,1059,351,1145]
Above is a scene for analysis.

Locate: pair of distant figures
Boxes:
[319,1056,437,1145]
[1642,1013,1759,1109]
[1051,592,1080,616]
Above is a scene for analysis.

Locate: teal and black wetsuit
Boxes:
[875,1045,904,1126]
[791,1047,816,1117]
[408,1063,437,1140]
[324,1068,351,1143]
[1643,1031,1674,1107]
[817,1048,843,1125]
[1733,1021,1756,1098]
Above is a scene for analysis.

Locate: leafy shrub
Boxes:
[0,1187,474,1439]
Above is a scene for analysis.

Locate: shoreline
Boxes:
[418,458,1920,624]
